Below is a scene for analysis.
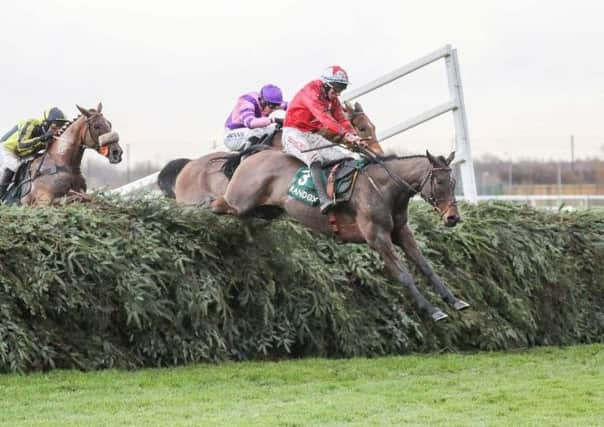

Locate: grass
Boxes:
[1,344,602,426]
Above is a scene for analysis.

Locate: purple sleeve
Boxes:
[246,116,272,128]
[232,97,266,129]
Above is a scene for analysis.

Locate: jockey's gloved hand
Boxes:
[344,132,361,144]
[40,129,54,142]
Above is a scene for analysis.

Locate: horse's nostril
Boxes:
[447,215,459,224]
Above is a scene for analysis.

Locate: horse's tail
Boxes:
[157,158,190,198]
[221,145,272,180]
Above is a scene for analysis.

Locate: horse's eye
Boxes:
[93,124,101,130]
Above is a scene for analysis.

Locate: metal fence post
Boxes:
[445,48,478,203]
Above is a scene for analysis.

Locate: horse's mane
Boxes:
[55,115,82,137]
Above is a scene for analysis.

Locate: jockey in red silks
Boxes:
[282,66,366,214]
[223,84,288,151]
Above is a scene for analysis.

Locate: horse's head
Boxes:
[421,151,460,227]
[76,103,123,164]
[344,102,383,154]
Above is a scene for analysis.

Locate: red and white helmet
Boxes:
[320,65,350,85]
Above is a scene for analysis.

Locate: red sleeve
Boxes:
[299,85,349,135]
[332,101,354,134]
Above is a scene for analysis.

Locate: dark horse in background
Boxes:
[3,103,123,206]
[211,147,469,321]
[157,102,382,205]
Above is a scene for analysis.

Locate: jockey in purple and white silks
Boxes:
[223,84,288,151]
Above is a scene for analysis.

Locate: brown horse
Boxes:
[11,103,123,206]
[211,149,469,321]
[158,102,382,205]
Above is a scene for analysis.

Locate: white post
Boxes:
[445,49,477,203]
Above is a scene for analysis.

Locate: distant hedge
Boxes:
[0,196,603,372]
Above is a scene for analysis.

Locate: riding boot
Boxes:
[310,162,334,214]
[0,168,15,199]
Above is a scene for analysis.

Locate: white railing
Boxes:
[113,46,478,198]
[342,44,477,202]
[111,171,159,196]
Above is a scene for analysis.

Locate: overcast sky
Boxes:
[2,0,603,166]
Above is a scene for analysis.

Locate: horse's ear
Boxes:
[426,150,437,165]
[344,102,352,112]
[354,102,363,112]
[446,151,455,165]
[97,102,103,113]
[76,105,91,117]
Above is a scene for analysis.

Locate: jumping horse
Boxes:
[4,103,123,206]
[211,148,470,321]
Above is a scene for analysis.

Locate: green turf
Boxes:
[1,344,602,426]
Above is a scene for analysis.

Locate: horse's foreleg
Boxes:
[361,222,447,321]
[393,224,469,311]
[26,191,54,207]
[210,196,236,215]
[64,190,93,203]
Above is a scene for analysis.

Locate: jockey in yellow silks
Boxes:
[0,107,69,198]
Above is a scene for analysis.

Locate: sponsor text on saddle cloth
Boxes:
[287,159,367,207]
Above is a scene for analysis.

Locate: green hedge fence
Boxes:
[1,197,602,372]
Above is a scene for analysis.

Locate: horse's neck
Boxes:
[48,117,87,168]
[380,156,430,191]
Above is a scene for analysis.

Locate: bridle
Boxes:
[416,165,458,217]
[80,113,109,151]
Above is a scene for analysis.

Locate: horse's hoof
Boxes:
[431,310,448,321]
[454,300,470,311]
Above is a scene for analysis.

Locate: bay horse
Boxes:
[8,103,123,206]
[211,149,469,321]
[158,102,382,205]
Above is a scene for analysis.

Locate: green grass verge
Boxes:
[1,344,602,426]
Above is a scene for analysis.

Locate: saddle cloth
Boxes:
[287,159,368,207]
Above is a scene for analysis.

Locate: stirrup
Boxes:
[320,199,336,214]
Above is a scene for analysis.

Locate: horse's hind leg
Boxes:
[360,220,447,321]
[211,171,274,216]
[393,224,469,311]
